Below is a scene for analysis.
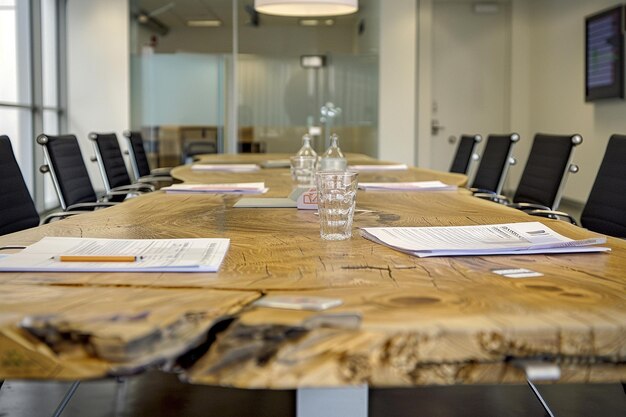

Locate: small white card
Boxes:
[253,295,343,311]
[491,268,544,278]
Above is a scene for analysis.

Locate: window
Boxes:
[0,0,65,210]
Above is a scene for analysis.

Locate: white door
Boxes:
[430,0,511,173]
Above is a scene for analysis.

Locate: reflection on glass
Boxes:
[0,107,33,190]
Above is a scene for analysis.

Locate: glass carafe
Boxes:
[296,133,317,158]
[319,133,347,171]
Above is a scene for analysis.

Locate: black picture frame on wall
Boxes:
[585,5,625,101]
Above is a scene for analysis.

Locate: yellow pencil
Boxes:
[53,255,141,262]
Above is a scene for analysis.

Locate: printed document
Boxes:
[361,222,609,257]
[191,164,260,172]
[162,183,268,194]
[358,181,457,191]
[0,237,230,272]
[348,164,408,171]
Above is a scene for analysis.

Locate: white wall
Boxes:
[67,0,130,191]
[509,0,626,203]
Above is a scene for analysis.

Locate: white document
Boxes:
[348,164,408,171]
[359,181,457,192]
[233,187,304,208]
[233,198,297,208]
[191,164,260,172]
[361,222,609,257]
[0,237,230,272]
[162,183,268,194]
[260,159,290,168]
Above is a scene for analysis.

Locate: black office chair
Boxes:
[0,135,84,235]
[37,134,121,211]
[511,133,582,210]
[469,133,520,195]
[0,135,41,235]
[449,134,482,174]
[531,134,626,237]
[89,132,155,196]
[482,133,582,211]
[122,130,173,183]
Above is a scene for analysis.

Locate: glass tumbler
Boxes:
[315,171,359,240]
[290,155,317,187]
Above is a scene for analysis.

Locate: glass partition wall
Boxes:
[130,0,378,163]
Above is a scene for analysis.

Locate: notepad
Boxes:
[162,183,268,194]
[191,164,260,172]
[0,237,230,272]
[361,222,609,257]
[348,164,408,171]
[358,181,457,191]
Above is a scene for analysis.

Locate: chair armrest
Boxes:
[150,167,172,176]
[96,190,132,202]
[469,188,495,195]
[137,175,174,185]
[527,209,578,225]
[67,202,117,211]
[40,210,90,224]
[111,183,155,193]
[473,192,510,205]
[507,202,551,212]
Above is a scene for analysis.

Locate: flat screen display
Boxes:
[585,5,624,101]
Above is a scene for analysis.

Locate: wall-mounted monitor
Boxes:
[585,5,625,101]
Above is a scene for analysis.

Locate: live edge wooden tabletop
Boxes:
[0,154,623,387]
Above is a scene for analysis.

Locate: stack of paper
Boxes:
[0,237,230,272]
[359,181,457,191]
[348,164,408,171]
[162,183,268,194]
[191,164,260,172]
[361,222,609,257]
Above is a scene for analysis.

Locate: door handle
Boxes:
[431,119,445,135]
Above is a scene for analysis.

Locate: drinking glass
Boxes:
[315,171,359,240]
[290,155,317,187]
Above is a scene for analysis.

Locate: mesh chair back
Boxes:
[470,134,519,194]
[580,135,626,237]
[513,133,582,209]
[37,134,98,210]
[90,133,132,192]
[0,135,40,235]
[124,131,152,180]
[450,134,481,174]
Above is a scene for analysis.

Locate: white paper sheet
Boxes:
[358,181,457,191]
[0,237,230,272]
[361,222,609,257]
[191,164,260,172]
[162,183,268,194]
[348,164,408,171]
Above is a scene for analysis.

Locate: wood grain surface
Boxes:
[0,154,624,387]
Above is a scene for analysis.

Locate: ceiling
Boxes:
[134,0,364,29]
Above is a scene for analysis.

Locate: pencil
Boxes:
[53,255,142,262]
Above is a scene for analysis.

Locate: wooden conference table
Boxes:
[0,153,624,393]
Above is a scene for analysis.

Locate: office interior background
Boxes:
[1,0,626,216]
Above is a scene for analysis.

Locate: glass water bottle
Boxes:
[319,133,347,171]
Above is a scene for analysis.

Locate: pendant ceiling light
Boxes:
[254,0,358,17]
